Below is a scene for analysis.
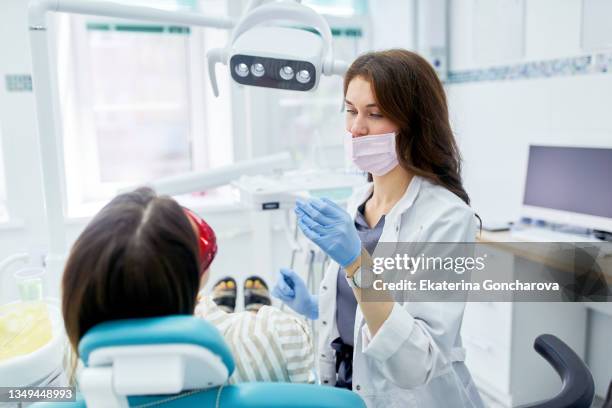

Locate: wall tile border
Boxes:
[446,51,612,84]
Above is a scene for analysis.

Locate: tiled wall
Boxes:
[447,51,612,84]
[443,0,612,400]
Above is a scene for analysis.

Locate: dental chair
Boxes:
[34,316,365,408]
[30,321,593,408]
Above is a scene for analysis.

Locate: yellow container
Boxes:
[0,301,53,361]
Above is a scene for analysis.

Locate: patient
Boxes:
[61,187,314,384]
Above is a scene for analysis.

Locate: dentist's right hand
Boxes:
[272,268,319,320]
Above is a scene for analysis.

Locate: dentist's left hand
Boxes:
[272,268,319,320]
[295,197,361,268]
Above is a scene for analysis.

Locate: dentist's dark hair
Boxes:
[61,187,201,355]
[344,49,471,206]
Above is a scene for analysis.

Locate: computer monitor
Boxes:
[522,145,612,233]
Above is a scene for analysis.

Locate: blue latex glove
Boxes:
[295,197,361,268]
[271,268,319,320]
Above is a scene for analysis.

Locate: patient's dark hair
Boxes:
[62,187,200,354]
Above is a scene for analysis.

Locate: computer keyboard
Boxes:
[510,228,601,243]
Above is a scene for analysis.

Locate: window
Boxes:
[55,0,233,216]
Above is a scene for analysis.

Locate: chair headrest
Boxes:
[79,315,235,375]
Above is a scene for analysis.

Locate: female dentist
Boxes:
[272,49,484,408]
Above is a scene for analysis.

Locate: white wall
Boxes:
[368,0,416,51]
[449,0,584,70]
[446,0,612,398]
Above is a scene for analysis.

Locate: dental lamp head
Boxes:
[207,1,348,96]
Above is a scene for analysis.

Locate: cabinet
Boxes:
[461,246,587,407]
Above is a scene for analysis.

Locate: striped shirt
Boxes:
[194,295,315,384]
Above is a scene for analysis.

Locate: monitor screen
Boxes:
[523,146,612,219]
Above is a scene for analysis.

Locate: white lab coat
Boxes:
[317,175,484,408]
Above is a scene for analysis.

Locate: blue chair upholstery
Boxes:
[33,315,364,408]
[36,383,363,408]
[79,316,235,373]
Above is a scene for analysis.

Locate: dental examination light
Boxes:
[207,1,349,96]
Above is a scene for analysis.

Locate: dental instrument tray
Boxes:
[232,171,366,211]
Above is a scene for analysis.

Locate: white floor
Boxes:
[480,392,506,408]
